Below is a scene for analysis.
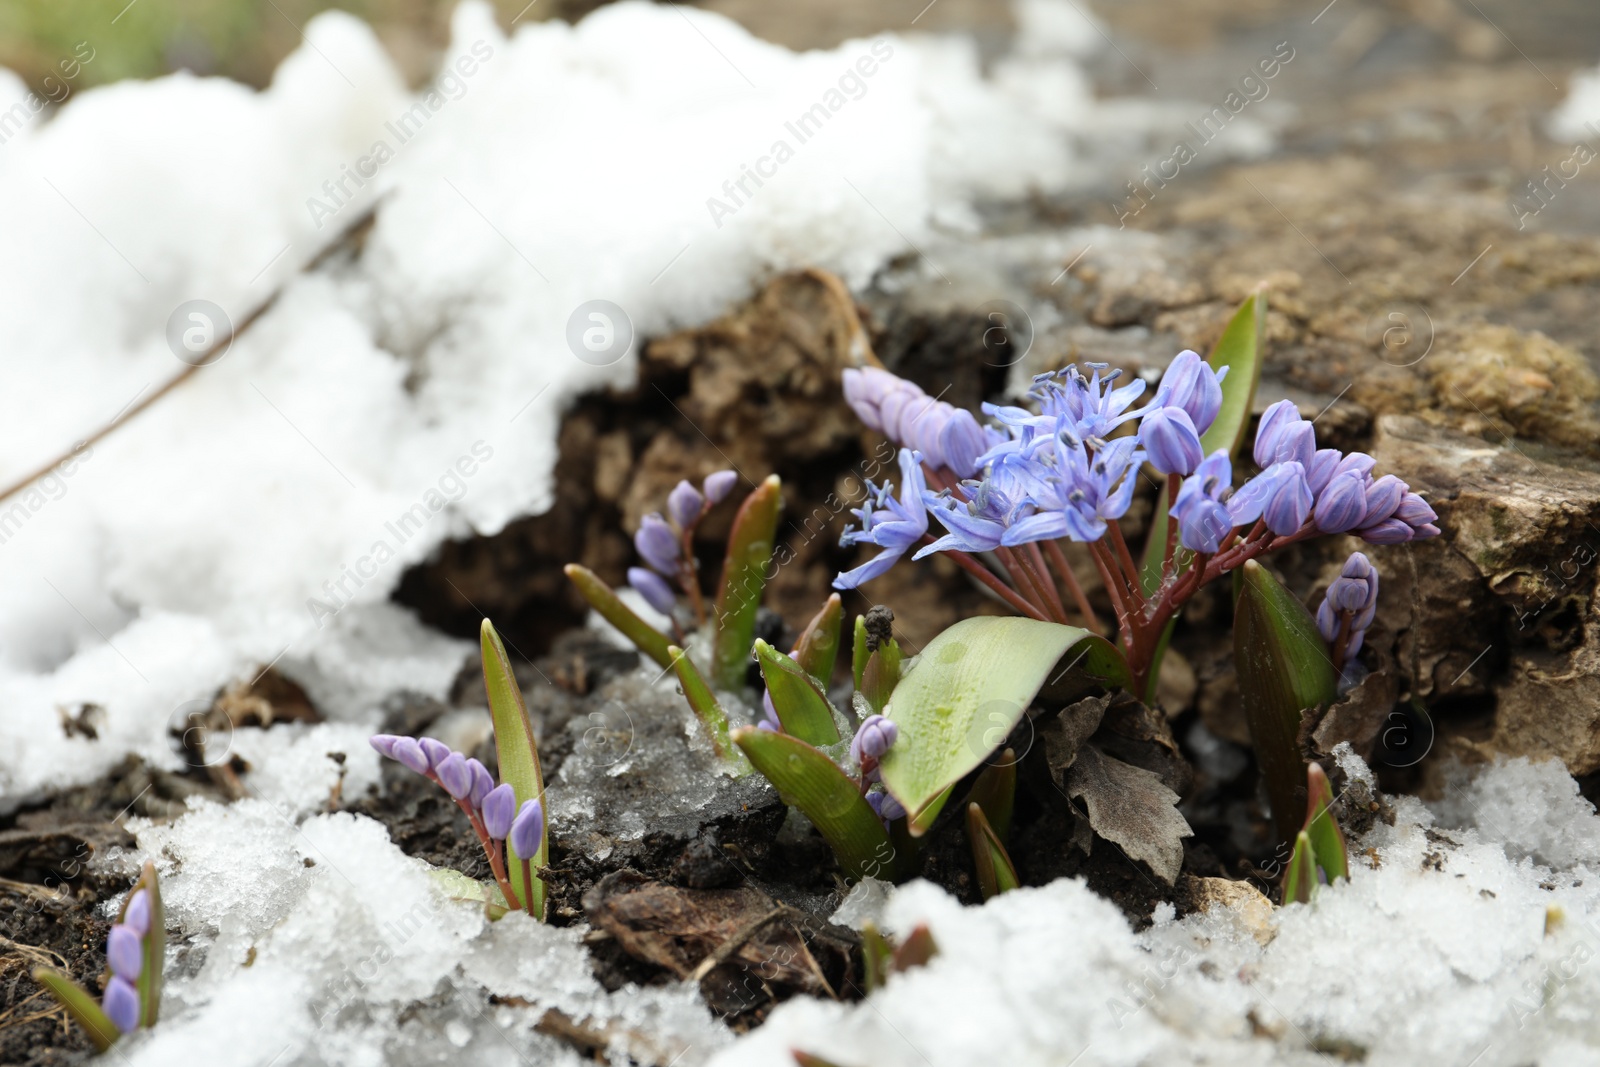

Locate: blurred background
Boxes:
[6,0,1600,91]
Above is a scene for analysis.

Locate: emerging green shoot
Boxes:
[564,563,674,669]
[482,619,547,920]
[754,638,841,745]
[1283,830,1317,905]
[793,593,843,686]
[967,802,1020,900]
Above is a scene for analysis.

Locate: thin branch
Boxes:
[0,201,384,507]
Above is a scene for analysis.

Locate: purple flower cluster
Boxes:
[628,470,739,614]
[842,368,996,477]
[370,733,541,860]
[1317,552,1379,667]
[102,888,151,1034]
[832,358,1439,612]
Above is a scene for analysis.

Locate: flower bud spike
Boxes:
[850,714,899,763]
[368,734,401,759]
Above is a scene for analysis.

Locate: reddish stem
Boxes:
[1162,473,1180,579]
[1023,542,1070,624]
[1043,539,1102,633]
[943,547,1051,621]
[520,857,537,919]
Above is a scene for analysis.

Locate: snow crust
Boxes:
[720,756,1600,1067]
[1550,64,1600,142]
[0,0,1194,804]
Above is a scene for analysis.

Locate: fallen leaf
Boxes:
[1064,744,1193,885]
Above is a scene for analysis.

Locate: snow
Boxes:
[1550,63,1600,142]
[719,755,1600,1067]
[0,0,1199,804]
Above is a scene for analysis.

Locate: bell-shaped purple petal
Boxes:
[1359,518,1414,545]
[1361,475,1405,527]
[1316,597,1340,644]
[509,798,545,858]
[418,737,451,770]
[938,410,989,478]
[628,567,678,615]
[368,734,401,760]
[833,450,930,590]
[122,890,151,938]
[103,975,140,1035]
[1313,471,1369,533]
[393,737,431,775]
[106,924,143,980]
[635,513,681,576]
[1139,406,1204,475]
[481,783,517,840]
[467,759,494,809]
[850,715,899,763]
[667,480,705,529]
[1332,452,1376,481]
[877,388,917,445]
[435,753,471,798]
[703,470,739,504]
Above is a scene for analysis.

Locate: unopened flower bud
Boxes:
[510,798,545,858]
[481,784,517,840]
[667,480,704,529]
[628,567,677,615]
[634,513,680,576]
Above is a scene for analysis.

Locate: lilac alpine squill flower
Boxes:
[1253,400,1315,469]
[667,480,705,529]
[867,789,907,825]
[103,976,140,1035]
[467,759,494,810]
[391,736,430,775]
[1139,405,1205,476]
[435,753,472,799]
[634,513,680,576]
[1171,450,1235,554]
[702,469,739,504]
[850,714,899,763]
[1150,349,1229,435]
[628,567,677,615]
[833,449,930,590]
[510,798,544,858]
[1046,363,1147,440]
[1312,471,1369,534]
[418,737,451,770]
[1002,435,1145,546]
[106,925,142,981]
[481,783,517,840]
[1228,461,1313,536]
[122,890,151,938]
[1317,552,1379,666]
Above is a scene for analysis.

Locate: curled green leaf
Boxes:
[755,639,841,745]
[33,968,121,1051]
[712,475,782,690]
[1304,762,1348,883]
[732,726,901,882]
[1234,560,1337,842]
[482,619,547,920]
[794,593,843,686]
[668,644,736,763]
[1283,830,1316,905]
[966,803,1020,900]
[564,564,673,669]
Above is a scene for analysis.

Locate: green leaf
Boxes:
[481,619,546,920]
[668,645,739,766]
[851,615,870,693]
[127,861,163,1026]
[732,727,901,882]
[966,803,1020,900]
[877,616,1128,819]
[964,753,1016,842]
[712,475,782,690]
[33,969,120,1051]
[794,594,843,686]
[755,639,841,745]
[1234,560,1338,843]
[564,564,673,669]
[1139,289,1266,595]
[1283,830,1316,905]
[906,784,952,839]
[1304,762,1349,883]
